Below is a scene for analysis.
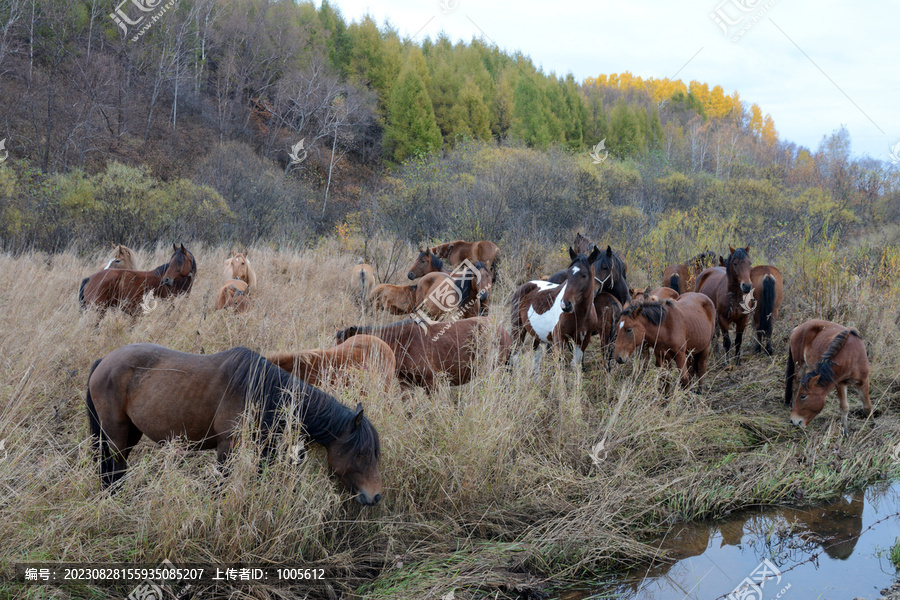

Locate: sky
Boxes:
[324,0,899,160]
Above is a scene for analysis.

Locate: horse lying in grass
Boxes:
[662,251,718,294]
[215,279,250,313]
[613,293,716,390]
[224,251,257,289]
[369,283,418,315]
[103,244,138,270]
[267,334,396,393]
[336,317,510,393]
[785,319,871,436]
[696,246,753,366]
[750,264,783,355]
[351,259,375,304]
[85,343,382,505]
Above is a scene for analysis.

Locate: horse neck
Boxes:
[292,384,353,446]
[350,320,414,345]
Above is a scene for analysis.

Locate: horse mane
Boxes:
[725,248,749,272]
[430,253,444,272]
[623,301,667,326]
[800,328,861,387]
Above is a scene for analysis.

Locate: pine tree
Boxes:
[384,63,442,162]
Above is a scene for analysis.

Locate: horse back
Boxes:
[675,292,716,346]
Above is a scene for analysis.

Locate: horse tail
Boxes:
[784,346,795,407]
[669,273,680,294]
[491,250,501,283]
[358,268,370,301]
[85,358,103,455]
[759,274,776,337]
[78,277,89,308]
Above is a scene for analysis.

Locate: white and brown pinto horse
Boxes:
[510,247,600,370]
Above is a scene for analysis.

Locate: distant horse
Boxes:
[224,251,257,289]
[629,286,679,305]
[414,261,492,319]
[267,334,396,393]
[215,279,250,313]
[406,249,452,280]
[750,265,784,355]
[548,245,629,306]
[785,319,871,436]
[85,343,382,504]
[369,283,418,315]
[614,293,716,389]
[662,251,718,294]
[409,240,501,281]
[351,259,375,304]
[336,317,510,392]
[511,247,600,370]
[103,245,138,270]
[79,244,196,314]
[572,232,595,255]
[696,246,753,365]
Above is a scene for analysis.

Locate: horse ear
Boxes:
[568,246,577,260]
[588,246,601,263]
[744,245,750,253]
[353,403,364,429]
[729,245,735,254]
[180,243,186,252]
[173,243,178,251]
[606,245,612,257]
[632,306,643,317]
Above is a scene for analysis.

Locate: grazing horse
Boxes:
[215,279,250,313]
[696,246,753,365]
[224,251,257,289]
[785,320,871,435]
[85,343,382,504]
[267,335,396,393]
[750,265,784,355]
[351,259,375,304]
[336,317,510,392]
[614,293,716,389]
[414,261,493,319]
[103,245,138,270]
[511,247,600,370]
[369,283,418,315]
[662,251,718,294]
[79,244,196,314]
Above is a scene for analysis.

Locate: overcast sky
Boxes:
[325,0,898,161]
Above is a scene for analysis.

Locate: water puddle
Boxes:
[566,482,900,600]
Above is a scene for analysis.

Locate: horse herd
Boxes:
[74,236,873,506]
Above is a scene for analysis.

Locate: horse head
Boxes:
[324,403,383,506]
[726,246,753,294]
[162,244,194,287]
[561,247,599,313]
[789,374,829,428]
[614,305,645,364]
[408,249,441,280]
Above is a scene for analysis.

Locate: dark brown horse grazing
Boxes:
[79,244,196,314]
[785,320,871,436]
[613,293,716,389]
[750,265,784,355]
[696,246,753,365]
[662,251,718,294]
[511,247,600,370]
[85,344,382,504]
[369,283,418,315]
[336,317,510,393]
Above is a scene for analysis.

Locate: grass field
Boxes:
[0,237,899,599]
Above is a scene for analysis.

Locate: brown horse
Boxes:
[662,251,718,294]
[351,260,375,304]
[414,261,493,319]
[511,247,600,370]
[267,334,396,392]
[696,246,753,365]
[224,251,257,288]
[79,244,196,314]
[215,279,250,313]
[85,343,382,504]
[103,245,138,270]
[408,240,501,280]
[573,232,595,255]
[335,317,510,392]
[785,319,871,435]
[614,292,716,389]
[369,283,418,315]
[750,265,784,355]
[629,286,679,305]
[406,249,452,280]
[593,292,623,364]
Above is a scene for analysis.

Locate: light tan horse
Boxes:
[267,335,396,392]
[369,283,418,315]
[224,251,257,288]
[104,245,138,270]
[215,279,250,313]
[351,259,376,304]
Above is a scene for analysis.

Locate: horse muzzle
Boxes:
[562,300,573,313]
[789,415,805,428]
[162,277,174,286]
[355,491,383,506]
[740,282,752,294]
[407,272,416,280]
[615,355,629,364]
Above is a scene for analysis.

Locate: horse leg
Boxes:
[694,348,709,393]
[721,325,732,364]
[102,422,141,489]
[859,378,873,416]
[837,384,850,436]
[733,326,744,366]
[532,340,546,377]
[675,351,689,389]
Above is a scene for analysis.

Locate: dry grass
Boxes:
[0,236,899,599]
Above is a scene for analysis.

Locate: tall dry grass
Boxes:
[0,234,899,599]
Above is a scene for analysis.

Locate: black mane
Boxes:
[153,247,198,278]
[623,301,667,326]
[800,329,859,388]
[725,248,750,272]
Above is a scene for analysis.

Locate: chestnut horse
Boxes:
[614,293,716,389]
[79,244,196,314]
[414,261,492,319]
[224,251,257,288]
[267,334,396,392]
[572,232,595,255]
[750,265,784,355]
[335,317,510,392]
[215,279,250,313]
[369,283,418,315]
[785,319,871,435]
[408,240,500,281]
[511,247,600,370]
[351,259,375,304]
[662,251,718,294]
[696,246,753,365]
[104,245,138,270]
[629,286,679,305]
[406,250,452,280]
[594,292,623,364]
[85,343,382,504]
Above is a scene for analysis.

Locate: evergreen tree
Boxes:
[384,63,442,162]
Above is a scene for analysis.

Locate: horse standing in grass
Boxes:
[406,249,452,280]
[696,246,754,366]
[79,244,196,314]
[369,283,418,315]
[350,259,375,304]
[224,251,257,289]
[550,245,629,306]
[408,241,501,281]
[267,334,396,393]
[336,317,510,393]
[511,247,600,370]
[613,293,716,390]
[85,343,382,504]
[785,319,871,435]
[103,245,138,270]
[215,279,250,313]
[414,261,493,319]
[593,292,623,363]
[662,251,718,294]
[750,265,784,355]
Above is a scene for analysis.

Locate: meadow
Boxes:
[0,233,899,600]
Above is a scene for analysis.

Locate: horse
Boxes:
[215,279,250,313]
[511,247,600,370]
[629,286,679,305]
[785,319,871,436]
[662,251,718,294]
[369,283,418,315]
[573,232,595,255]
[224,251,257,289]
[593,292,623,363]
[406,249,452,280]
[85,343,382,504]
[351,259,375,304]
[79,244,196,314]
[409,240,501,281]
[547,245,629,306]
[335,317,510,393]
[613,293,716,390]
[750,265,784,355]
[696,246,753,366]
[414,261,493,319]
[103,245,138,270]
[267,334,396,393]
